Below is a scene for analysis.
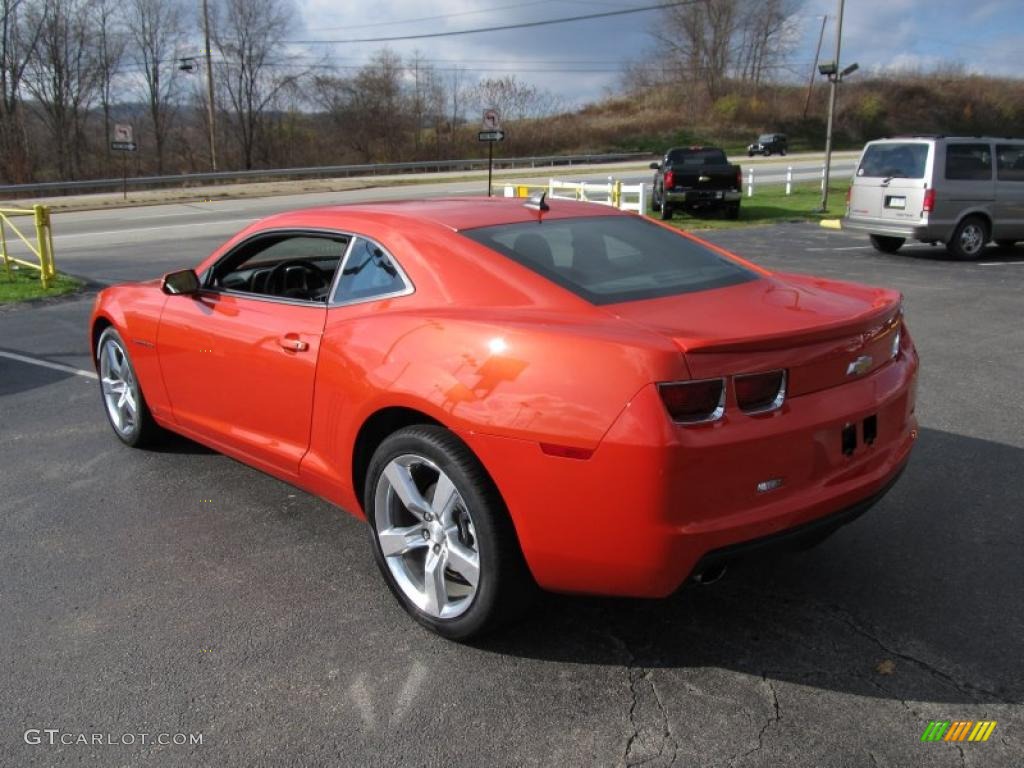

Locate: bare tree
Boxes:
[211,0,298,169]
[1,0,44,181]
[93,0,125,165]
[24,0,104,179]
[126,0,187,174]
[652,0,803,101]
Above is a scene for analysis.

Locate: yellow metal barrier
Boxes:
[1,204,56,288]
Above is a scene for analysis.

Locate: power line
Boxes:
[285,1,695,45]
[310,0,553,32]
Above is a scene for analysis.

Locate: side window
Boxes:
[210,234,347,302]
[945,144,992,181]
[996,144,1024,182]
[332,238,409,303]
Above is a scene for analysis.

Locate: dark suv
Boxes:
[747,133,787,157]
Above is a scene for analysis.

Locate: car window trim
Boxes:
[329,235,415,308]
[198,227,414,308]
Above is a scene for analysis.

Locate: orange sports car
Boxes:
[90,197,918,638]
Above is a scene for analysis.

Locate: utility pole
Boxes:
[803,15,827,119]
[202,0,217,171]
[820,0,845,212]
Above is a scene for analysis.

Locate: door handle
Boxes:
[278,335,309,352]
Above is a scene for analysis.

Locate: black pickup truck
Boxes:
[650,147,742,220]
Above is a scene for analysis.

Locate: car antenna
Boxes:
[523,191,549,213]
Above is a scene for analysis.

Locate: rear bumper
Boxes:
[665,189,741,206]
[459,345,918,598]
[843,216,949,242]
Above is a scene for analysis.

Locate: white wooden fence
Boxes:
[504,177,646,213]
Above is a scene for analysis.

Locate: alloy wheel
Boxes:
[99,335,139,438]
[373,454,481,619]
[959,223,985,256]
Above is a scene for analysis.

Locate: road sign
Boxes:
[111,141,137,152]
[478,130,505,142]
[482,109,500,131]
[113,123,133,143]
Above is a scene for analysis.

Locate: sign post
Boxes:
[111,124,137,200]
[479,109,504,197]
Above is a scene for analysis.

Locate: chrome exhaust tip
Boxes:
[691,562,728,585]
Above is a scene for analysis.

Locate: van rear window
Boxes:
[857,143,929,180]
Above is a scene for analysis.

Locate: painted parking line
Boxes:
[805,246,868,251]
[0,349,97,380]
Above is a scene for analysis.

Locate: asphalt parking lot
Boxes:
[1,212,1022,767]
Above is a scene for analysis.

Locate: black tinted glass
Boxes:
[945,144,992,181]
[996,144,1024,182]
[333,238,407,302]
[666,148,727,165]
[461,216,756,305]
[857,143,929,179]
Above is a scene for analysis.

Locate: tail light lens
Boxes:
[923,188,935,214]
[664,170,675,189]
[736,169,743,190]
[658,379,725,424]
[735,370,787,414]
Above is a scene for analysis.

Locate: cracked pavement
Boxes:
[1,207,1022,766]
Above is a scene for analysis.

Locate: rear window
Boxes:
[946,143,993,181]
[667,148,727,166]
[460,216,756,305]
[857,142,929,179]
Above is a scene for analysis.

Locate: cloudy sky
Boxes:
[286,0,1023,106]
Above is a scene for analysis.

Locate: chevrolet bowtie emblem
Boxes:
[846,355,873,376]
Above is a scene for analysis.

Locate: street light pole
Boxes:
[820,0,845,212]
[202,0,217,172]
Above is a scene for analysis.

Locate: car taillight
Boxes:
[664,170,675,189]
[734,370,787,414]
[658,379,725,424]
[923,188,935,213]
[736,169,743,190]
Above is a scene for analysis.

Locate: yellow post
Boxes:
[32,204,52,287]
[516,185,529,198]
[613,180,622,208]
[1,217,11,282]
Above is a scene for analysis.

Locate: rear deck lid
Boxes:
[607,273,902,396]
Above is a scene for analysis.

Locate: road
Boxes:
[1,181,1021,767]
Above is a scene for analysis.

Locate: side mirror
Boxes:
[649,162,661,170]
[161,269,200,296]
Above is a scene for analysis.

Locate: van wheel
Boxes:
[947,216,988,260]
[869,235,904,254]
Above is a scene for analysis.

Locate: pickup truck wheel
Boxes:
[947,216,988,260]
[869,235,904,254]
[651,190,661,212]
[724,203,740,220]
[660,203,673,221]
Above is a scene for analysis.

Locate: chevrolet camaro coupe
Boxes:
[91,196,919,638]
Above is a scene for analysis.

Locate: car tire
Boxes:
[996,239,1017,249]
[364,425,534,640]
[869,235,905,254]
[747,151,754,157]
[780,149,787,156]
[660,203,673,221]
[725,203,740,220]
[947,216,989,260]
[96,326,162,448]
[651,188,662,213]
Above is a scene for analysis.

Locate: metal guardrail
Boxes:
[1,205,56,287]
[0,152,654,197]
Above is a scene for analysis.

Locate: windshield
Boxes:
[857,142,930,179]
[460,216,756,305]
[666,148,728,166]
[758,134,773,143]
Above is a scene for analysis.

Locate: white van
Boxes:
[843,136,1024,259]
